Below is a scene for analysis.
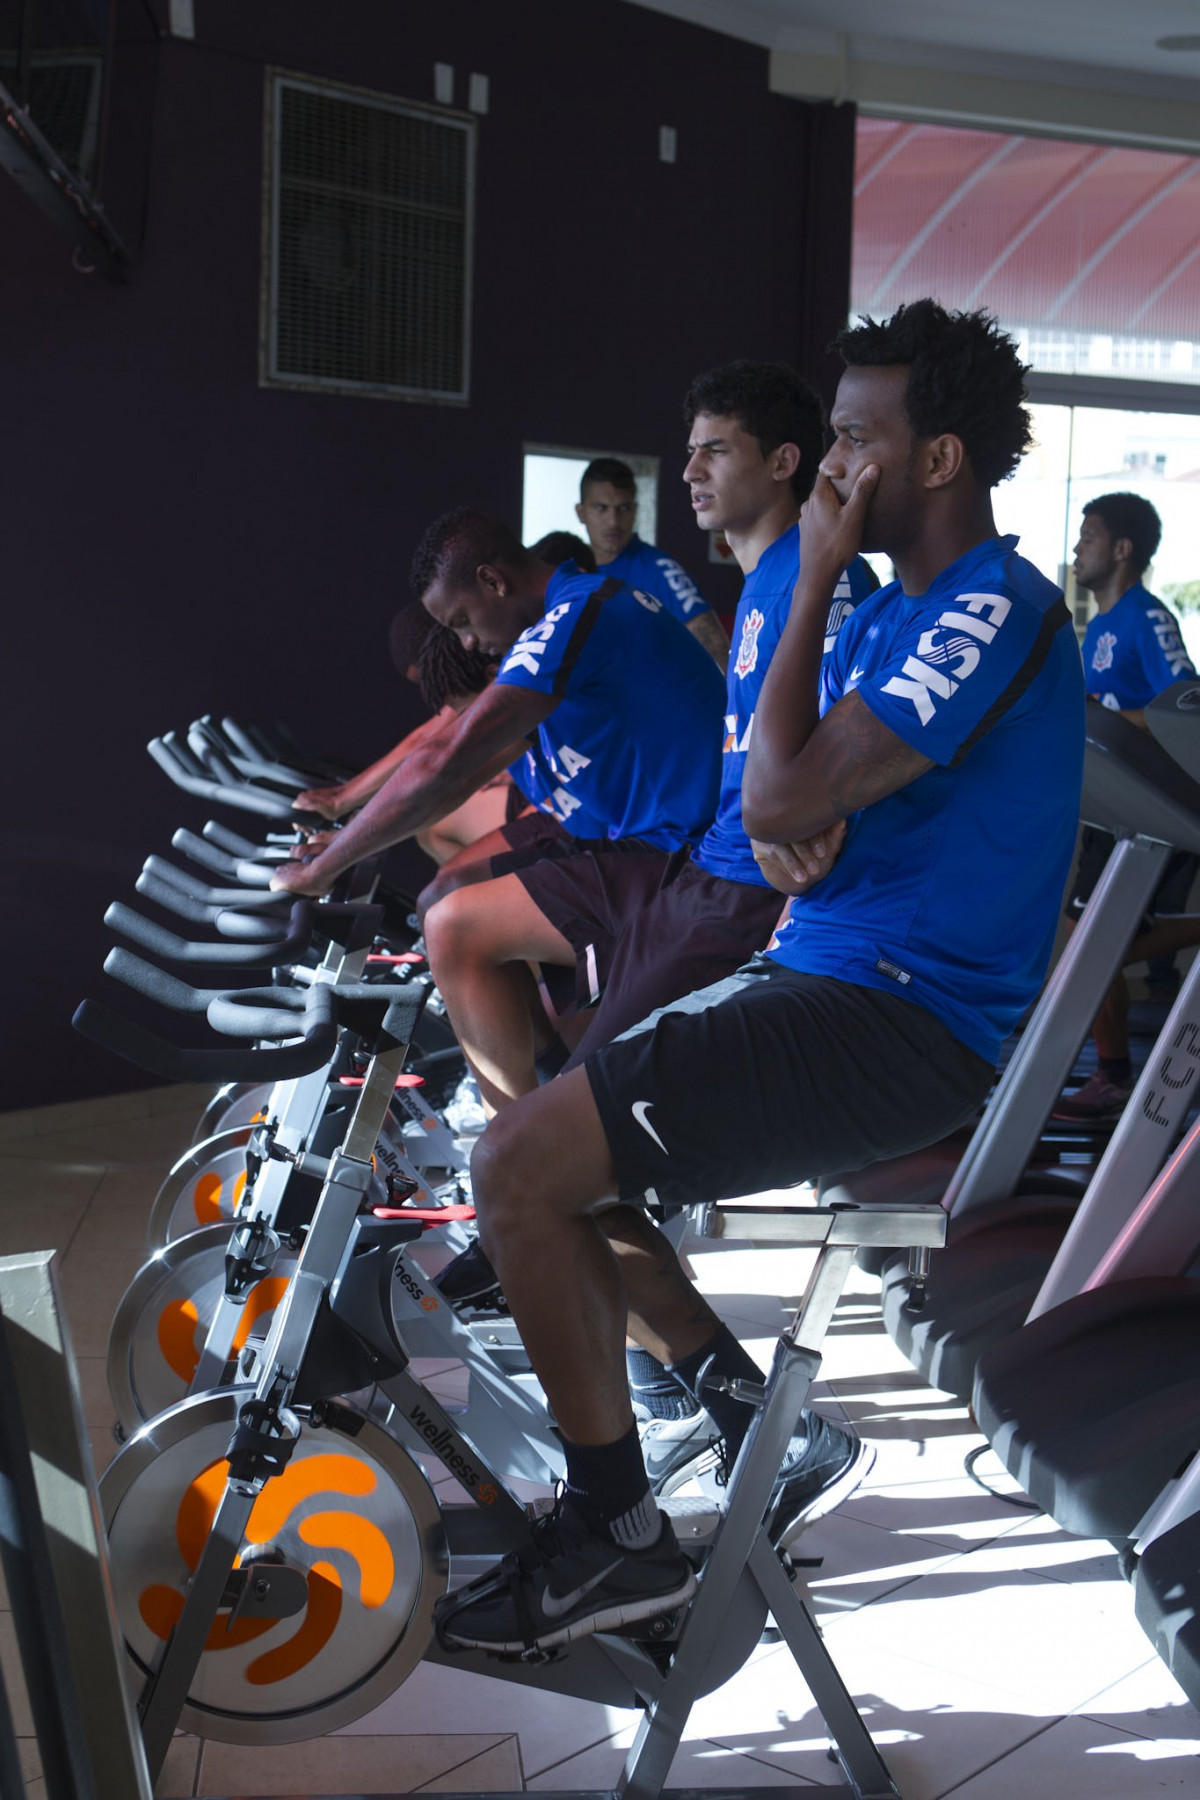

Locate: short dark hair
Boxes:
[417,623,496,711]
[834,300,1032,488]
[580,457,636,498]
[410,507,526,601]
[387,603,437,679]
[531,530,596,572]
[1083,492,1162,575]
[682,361,826,502]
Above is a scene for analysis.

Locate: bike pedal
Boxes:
[616,1605,685,1644]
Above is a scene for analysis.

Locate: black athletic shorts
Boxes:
[559,851,785,1069]
[586,955,993,1211]
[1067,826,1196,923]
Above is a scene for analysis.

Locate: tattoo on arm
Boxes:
[811,691,935,815]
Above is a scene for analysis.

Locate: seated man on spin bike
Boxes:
[431,299,1086,1657]
[270,515,727,1025]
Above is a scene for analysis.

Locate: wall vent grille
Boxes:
[262,72,474,403]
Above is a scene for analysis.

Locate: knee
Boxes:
[470,1112,542,1253]
[423,887,480,978]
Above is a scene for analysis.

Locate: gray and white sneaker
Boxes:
[641,1410,723,1498]
[434,1496,696,1655]
[765,1417,875,1547]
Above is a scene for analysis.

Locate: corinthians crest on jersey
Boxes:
[735,607,765,679]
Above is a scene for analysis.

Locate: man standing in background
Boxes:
[575,456,730,669]
[1055,492,1199,1122]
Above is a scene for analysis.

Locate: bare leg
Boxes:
[425,874,576,1111]
[415,783,513,867]
[1127,915,1200,964]
[1093,971,1130,1062]
[416,820,521,921]
[472,1071,709,1445]
[600,1205,721,1366]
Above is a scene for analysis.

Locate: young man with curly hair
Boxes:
[432,300,1085,1657]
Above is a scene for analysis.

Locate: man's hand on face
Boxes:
[293,785,349,820]
[799,466,879,590]
[751,817,848,896]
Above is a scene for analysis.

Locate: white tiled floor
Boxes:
[2,1087,1198,1797]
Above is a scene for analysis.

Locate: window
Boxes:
[521,448,659,550]
[852,119,1200,386]
[261,71,475,403]
[995,404,1200,661]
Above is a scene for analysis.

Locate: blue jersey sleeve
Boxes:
[647,553,711,622]
[494,589,605,699]
[856,584,1071,767]
[1139,603,1195,695]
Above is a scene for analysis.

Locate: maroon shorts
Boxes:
[488,809,575,877]
[515,846,784,1041]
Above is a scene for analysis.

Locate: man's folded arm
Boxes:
[743,689,935,844]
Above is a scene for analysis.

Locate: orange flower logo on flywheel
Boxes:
[137,1453,395,1683]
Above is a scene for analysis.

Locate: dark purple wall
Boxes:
[0,0,854,1109]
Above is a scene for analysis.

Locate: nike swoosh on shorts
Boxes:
[631,1100,668,1154]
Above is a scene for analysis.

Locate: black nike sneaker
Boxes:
[434,1496,696,1655]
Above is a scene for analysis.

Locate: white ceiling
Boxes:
[625,0,1200,105]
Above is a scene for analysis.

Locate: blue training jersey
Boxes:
[597,535,713,626]
[691,525,877,886]
[494,567,724,849]
[768,535,1085,1064]
[1081,582,1195,713]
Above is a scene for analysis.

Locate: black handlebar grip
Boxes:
[203,820,272,858]
[140,857,291,911]
[103,946,223,1014]
[205,985,310,1040]
[106,898,315,967]
[214,907,294,942]
[72,986,337,1081]
[170,828,241,879]
[151,732,298,821]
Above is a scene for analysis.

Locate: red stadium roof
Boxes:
[851,119,1200,343]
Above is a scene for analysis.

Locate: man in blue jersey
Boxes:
[431,366,874,1497]
[270,514,724,992]
[424,365,871,1120]
[1053,493,1199,1122]
[433,301,1085,1658]
[575,456,730,670]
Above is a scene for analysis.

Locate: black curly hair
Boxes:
[682,361,826,502]
[409,507,526,602]
[531,529,596,572]
[834,300,1032,488]
[416,623,497,712]
[1083,492,1162,575]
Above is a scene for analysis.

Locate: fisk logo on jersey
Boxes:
[1147,609,1193,678]
[502,600,573,677]
[735,608,765,679]
[655,556,703,615]
[633,588,662,614]
[880,592,1012,726]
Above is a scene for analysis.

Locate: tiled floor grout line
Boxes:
[931,1713,1065,1798]
[57,1165,116,1268]
[411,1732,518,1791]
